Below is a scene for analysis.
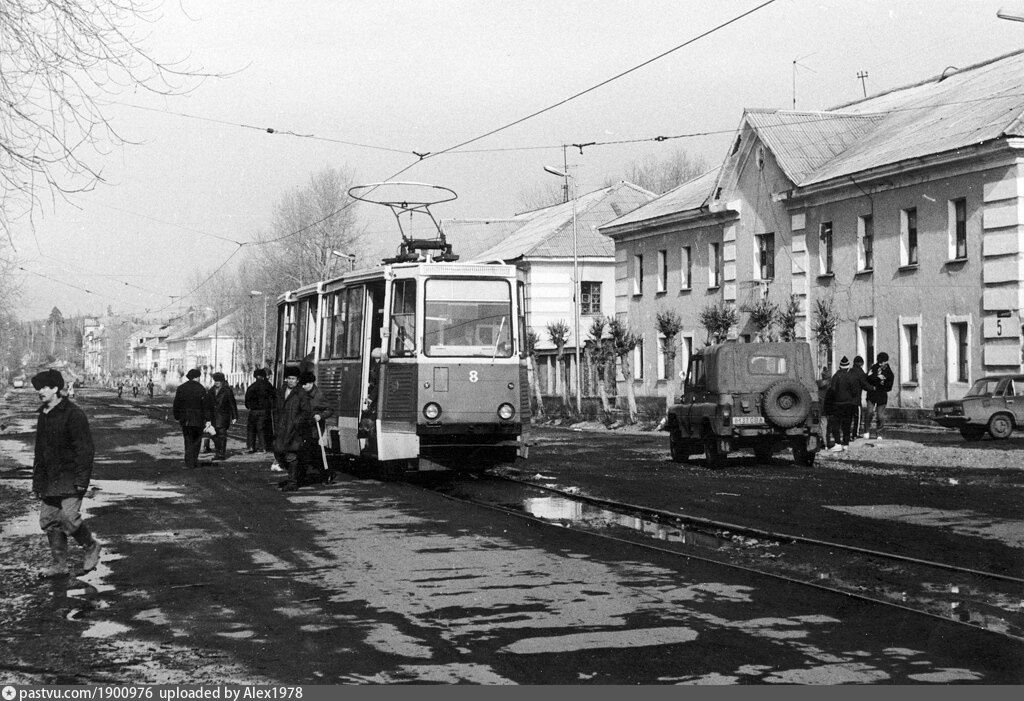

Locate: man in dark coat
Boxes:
[31,369,101,578]
[273,366,311,491]
[172,368,211,469]
[865,352,896,439]
[827,356,874,451]
[244,368,276,453]
[299,371,334,484]
[207,372,238,461]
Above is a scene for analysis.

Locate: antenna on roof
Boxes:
[792,53,817,109]
[857,71,869,97]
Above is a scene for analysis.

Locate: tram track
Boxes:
[424,469,1024,642]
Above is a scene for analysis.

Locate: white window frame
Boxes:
[656,332,667,380]
[857,214,874,271]
[899,315,922,385]
[857,318,876,366]
[819,221,833,275]
[946,314,972,392]
[657,249,667,293]
[900,207,918,267]
[755,232,775,280]
[680,246,691,290]
[708,242,721,288]
[632,254,643,295]
[947,198,968,261]
[633,340,644,380]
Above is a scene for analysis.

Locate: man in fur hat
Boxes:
[31,369,101,577]
[273,366,311,491]
[206,371,238,461]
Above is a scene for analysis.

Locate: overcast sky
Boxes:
[9,0,1024,319]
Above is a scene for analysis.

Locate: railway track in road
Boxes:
[425,471,1024,643]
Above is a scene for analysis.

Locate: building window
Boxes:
[756,233,775,280]
[901,322,920,384]
[858,323,875,366]
[900,207,918,267]
[949,198,967,260]
[819,221,833,275]
[633,340,644,380]
[657,249,667,293]
[951,321,969,383]
[680,246,692,289]
[656,334,667,380]
[632,254,643,295]
[858,214,873,271]
[580,281,601,315]
[708,242,721,288]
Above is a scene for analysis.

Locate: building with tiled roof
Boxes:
[601,49,1024,419]
[443,182,654,398]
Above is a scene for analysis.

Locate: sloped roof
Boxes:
[439,219,527,260]
[600,167,721,230]
[743,110,884,185]
[802,49,1024,184]
[462,182,654,262]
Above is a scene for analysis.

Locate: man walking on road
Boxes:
[273,366,311,492]
[172,368,212,469]
[207,372,238,461]
[244,368,276,453]
[31,369,101,578]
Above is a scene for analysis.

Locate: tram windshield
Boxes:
[424,279,513,358]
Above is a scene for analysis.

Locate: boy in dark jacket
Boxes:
[31,369,101,578]
[865,352,895,438]
[827,356,873,451]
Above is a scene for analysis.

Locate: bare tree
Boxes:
[655,310,683,379]
[623,148,709,195]
[525,328,545,419]
[515,181,564,213]
[0,0,207,238]
[546,320,570,411]
[253,167,364,289]
[586,316,614,414]
[607,317,640,424]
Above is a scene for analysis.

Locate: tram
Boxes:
[273,183,530,472]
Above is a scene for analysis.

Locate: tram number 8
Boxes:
[469,370,479,383]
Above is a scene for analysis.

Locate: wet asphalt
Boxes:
[0,387,1021,684]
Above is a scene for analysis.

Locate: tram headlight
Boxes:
[423,402,442,420]
[497,403,515,420]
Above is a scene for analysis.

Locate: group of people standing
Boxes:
[819,353,895,452]
[171,366,333,491]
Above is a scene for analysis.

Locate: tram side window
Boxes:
[344,286,364,358]
[322,292,342,359]
[390,279,417,357]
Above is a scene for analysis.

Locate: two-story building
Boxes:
[601,50,1024,420]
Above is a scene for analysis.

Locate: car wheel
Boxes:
[761,379,812,429]
[959,426,986,441]
[703,431,726,469]
[669,434,689,463]
[988,413,1014,440]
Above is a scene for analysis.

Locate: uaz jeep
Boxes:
[664,341,821,467]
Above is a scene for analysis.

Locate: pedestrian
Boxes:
[273,366,311,492]
[30,369,101,578]
[244,368,276,453]
[827,356,873,452]
[816,367,835,449]
[117,379,123,398]
[147,378,154,397]
[850,356,871,436]
[131,378,139,398]
[864,352,895,439]
[206,372,238,461]
[299,371,334,484]
[172,368,212,469]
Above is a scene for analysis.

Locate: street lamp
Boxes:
[331,250,357,273]
[543,165,582,415]
[250,291,267,369]
[997,5,1024,21]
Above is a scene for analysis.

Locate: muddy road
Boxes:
[1,387,1021,684]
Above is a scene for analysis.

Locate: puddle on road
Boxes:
[522,496,759,551]
[824,504,1024,548]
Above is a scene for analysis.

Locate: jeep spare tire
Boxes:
[761,379,812,428]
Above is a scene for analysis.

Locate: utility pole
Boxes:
[857,71,869,97]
